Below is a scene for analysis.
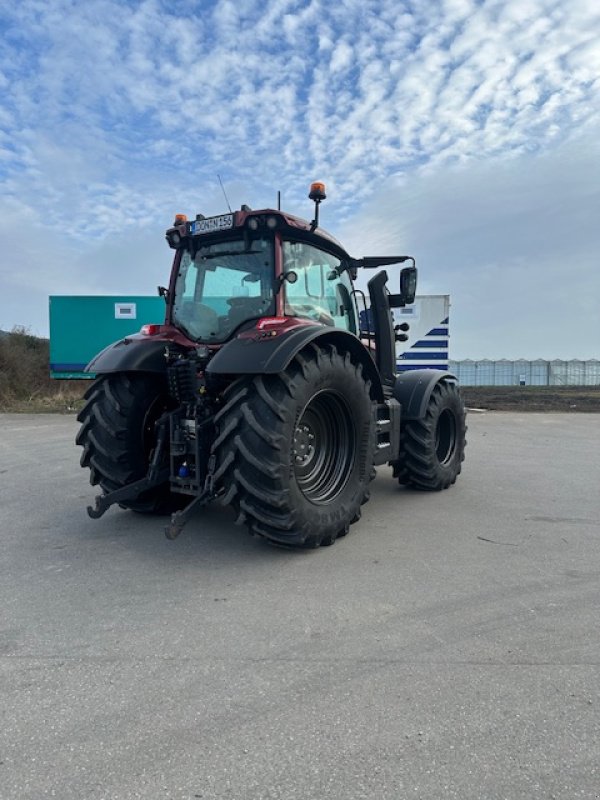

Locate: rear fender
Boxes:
[85,336,173,375]
[206,325,385,401]
[393,369,458,420]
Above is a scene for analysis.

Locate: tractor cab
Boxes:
[165,199,361,346]
[164,184,417,382]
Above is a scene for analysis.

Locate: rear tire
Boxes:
[211,344,376,548]
[76,372,175,513]
[393,380,466,490]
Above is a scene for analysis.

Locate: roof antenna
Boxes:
[217,174,232,213]
[277,190,281,210]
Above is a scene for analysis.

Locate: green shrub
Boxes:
[0,327,86,412]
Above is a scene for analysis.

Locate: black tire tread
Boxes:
[76,373,173,513]
[212,344,376,548]
[394,380,467,491]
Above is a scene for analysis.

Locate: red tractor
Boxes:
[77,183,466,546]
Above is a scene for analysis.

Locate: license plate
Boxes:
[189,214,234,234]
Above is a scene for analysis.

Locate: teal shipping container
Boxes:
[49,296,164,378]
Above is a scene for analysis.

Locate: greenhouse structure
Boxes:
[447,359,600,386]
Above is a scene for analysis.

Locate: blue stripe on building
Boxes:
[399,351,449,360]
[397,364,448,371]
[50,362,88,372]
[398,312,449,370]
[413,339,449,348]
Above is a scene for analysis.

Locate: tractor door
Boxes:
[282,241,358,333]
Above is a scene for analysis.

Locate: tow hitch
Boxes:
[86,411,218,541]
[164,455,217,540]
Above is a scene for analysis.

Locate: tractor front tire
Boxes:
[76,372,175,513]
[394,380,466,491]
[212,344,376,548]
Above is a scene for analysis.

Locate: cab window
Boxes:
[172,237,274,342]
[282,241,357,333]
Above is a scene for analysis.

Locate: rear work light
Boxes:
[166,213,188,248]
[246,214,280,231]
[140,324,161,336]
[166,229,182,248]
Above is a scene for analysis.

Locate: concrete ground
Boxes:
[1,412,599,800]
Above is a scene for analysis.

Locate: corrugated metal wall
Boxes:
[448,359,600,386]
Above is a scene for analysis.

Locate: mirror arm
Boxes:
[348,255,415,270]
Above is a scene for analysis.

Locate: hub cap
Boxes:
[293,391,355,503]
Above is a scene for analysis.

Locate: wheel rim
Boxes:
[293,391,355,503]
[435,408,457,465]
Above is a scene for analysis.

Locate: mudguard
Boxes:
[84,336,171,375]
[206,326,385,401]
[393,369,458,420]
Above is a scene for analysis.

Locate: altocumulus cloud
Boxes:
[0,0,598,357]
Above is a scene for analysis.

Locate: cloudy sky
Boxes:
[1,0,599,359]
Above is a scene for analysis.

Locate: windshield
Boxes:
[172,237,275,342]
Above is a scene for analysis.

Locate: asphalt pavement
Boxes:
[1,411,599,800]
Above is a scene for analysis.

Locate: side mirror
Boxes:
[157,285,169,303]
[399,265,417,306]
[275,270,298,294]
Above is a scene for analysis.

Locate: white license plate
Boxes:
[190,214,234,234]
